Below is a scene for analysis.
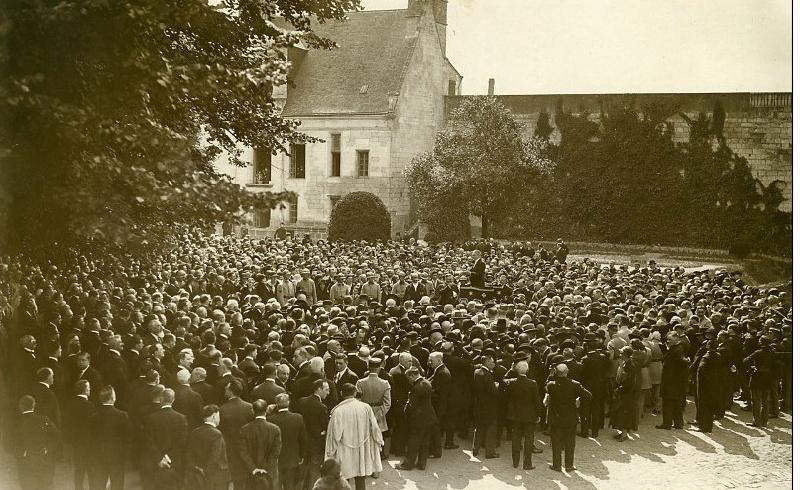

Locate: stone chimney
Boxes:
[488,78,495,96]
[408,0,448,53]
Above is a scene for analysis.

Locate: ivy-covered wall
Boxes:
[445,93,792,210]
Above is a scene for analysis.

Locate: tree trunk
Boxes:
[481,214,489,238]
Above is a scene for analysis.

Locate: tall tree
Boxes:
[406,96,553,238]
[0,0,360,256]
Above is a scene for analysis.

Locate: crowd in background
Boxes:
[0,233,792,489]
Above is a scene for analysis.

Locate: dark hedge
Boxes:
[328,191,391,242]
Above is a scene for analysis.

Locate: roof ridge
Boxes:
[392,18,422,111]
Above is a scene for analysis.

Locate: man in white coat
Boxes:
[325,382,384,490]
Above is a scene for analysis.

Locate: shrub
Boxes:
[328,192,391,242]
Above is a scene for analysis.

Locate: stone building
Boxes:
[215,0,461,239]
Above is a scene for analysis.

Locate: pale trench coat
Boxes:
[355,374,392,431]
[325,397,384,480]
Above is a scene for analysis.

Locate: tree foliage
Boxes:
[498,102,791,256]
[405,96,554,239]
[328,191,391,242]
[0,0,361,257]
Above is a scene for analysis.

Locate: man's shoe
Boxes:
[578,432,588,438]
[673,425,684,430]
[395,464,415,471]
[429,454,441,459]
[416,464,426,470]
[531,446,543,454]
[444,444,460,450]
[485,453,500,459]
[549,465,562,472]
[566,467,577,472]
[591,432,599,438]
[655,425,672,430]
[523,464,534,470]
[512,461,519,468]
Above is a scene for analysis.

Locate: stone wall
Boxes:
[391,6,462,230]
[445,93,793,211]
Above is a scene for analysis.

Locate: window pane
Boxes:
[331,152,341,177]
[357,150,369,177]
[291,144,306,179]
[331,133,341,151]
[289,195,298,223]
[253,148,271,184]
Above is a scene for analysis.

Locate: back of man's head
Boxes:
[252,399,268,416]
[275,393,290,410]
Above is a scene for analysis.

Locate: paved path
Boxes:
[0,400,791,489]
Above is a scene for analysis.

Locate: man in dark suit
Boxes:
[472,353,499,459]
[190,367,219,406]
[219,379,254,490]
[70,351,106,405]
[239,399,282,490]
[122,334,144,381]
[388,353,413,456]
[426,352,452,459]
[295,379,330,490]
[97,335,129,405]
[579,336,611,437]
[469,250,486,288]
[64,380,96,490]
[16,335,39,394]
[505,361,542,469]
[15,395,60,490]
[408,333,430,370]
[347,347,370,379]
[90,386,132,490]
[442,342,471,445]
[186,405,231,490]
[173,369,204,429]
[27,367,61,428]
[397,367,437,471]
[38,342,67,401]
[546,363,592,472]
[249,363,286,405]
[657,332,689,430]
[267,393,307,490]
[403,273,426,304]
[143,388,188,490]
[332,354,359,396]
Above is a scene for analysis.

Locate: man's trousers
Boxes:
[509,421,535,467]
[472,422,498,457]
[661,396,685,428]
[549,425,577,470]
[403,424,432,469]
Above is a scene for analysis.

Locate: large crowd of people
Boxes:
[0,233,792,490]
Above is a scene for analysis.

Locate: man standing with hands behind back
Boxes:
[546,363,591,473]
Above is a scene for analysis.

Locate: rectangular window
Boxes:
[448,80,457,96]
[290,143,306,179]
[253,208,271,228]
[357,150,369,177]
[252,148,272,184]
[331,134,341,177]
[289,195,298,224]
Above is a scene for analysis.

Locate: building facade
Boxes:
[215,1,462,239]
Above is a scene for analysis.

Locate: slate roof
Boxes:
[281,9,419,117]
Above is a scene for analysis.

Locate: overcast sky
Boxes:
[360,0,792,95]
